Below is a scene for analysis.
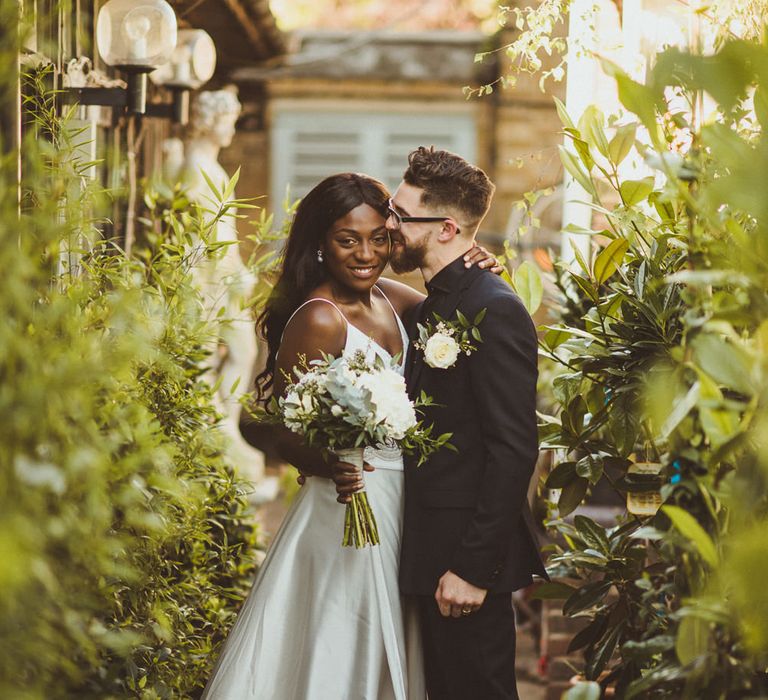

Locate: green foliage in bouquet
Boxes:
[531,35,768,698]
[0,33,268,700]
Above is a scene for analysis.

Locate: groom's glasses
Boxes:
[386,199,460,234]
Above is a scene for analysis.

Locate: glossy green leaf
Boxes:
[593,238,629,286]
[662,505,718,567]
[608,122,637,165]
[676,615,710,666]
[558,476,589,517]
[563,580,613,616]
[531,581,577,600]
[559,145,596,195]
[512,261,544,315]
[619,177,655,206]
[578,104,610,157]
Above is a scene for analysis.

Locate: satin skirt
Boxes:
[201,467,425,700]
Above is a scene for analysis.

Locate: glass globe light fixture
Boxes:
[150,29,217,90]
[96,0,178,113]
[148,29,217,123]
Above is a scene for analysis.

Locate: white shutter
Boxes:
[271,108,476,218]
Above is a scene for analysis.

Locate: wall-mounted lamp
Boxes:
[63,0,178,115]
[147,29,217,124]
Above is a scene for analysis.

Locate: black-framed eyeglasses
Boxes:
[386,198,460,234]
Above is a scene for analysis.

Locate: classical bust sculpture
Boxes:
[179,86,277,503]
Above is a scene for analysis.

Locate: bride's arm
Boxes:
[272,301,346,479]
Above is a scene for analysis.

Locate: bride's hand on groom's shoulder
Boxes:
[463,245,504,275]
[330,458,374,504]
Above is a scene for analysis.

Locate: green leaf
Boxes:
[512,261,544,315]
[559,145,596,195]
[553,95,575,130]
[593,238,629,285]
[659,381,700,439]
[543,326,571,350]
[608,122,637,165]
[578,105,610,158]
[200,168,222,200]
[558,476,589,517]
[604,59,661,141]
[563,580,613,616]
[221,167,241,202]
[575,456,603,485]
[546,461,577,489]
[662,505,718,567]
[676,615,710,666]
[586,623,621,679]
[691,332,754,396]
[569,616,609,653]
[574,515,609,551]
[619,177,655,206]
[569,272,599,303]
[531,581,577,600]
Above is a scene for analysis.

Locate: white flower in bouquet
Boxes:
[359,368,417,440]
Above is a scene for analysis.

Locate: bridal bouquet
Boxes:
[272,349,451,548]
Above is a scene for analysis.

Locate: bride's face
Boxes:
[322,203,390,294]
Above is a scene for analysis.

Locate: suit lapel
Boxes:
[407,288,462,394]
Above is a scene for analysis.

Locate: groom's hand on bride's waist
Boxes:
[331,458,375,504]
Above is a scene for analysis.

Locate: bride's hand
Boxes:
[464,244,504,275]
[331,458,375,504]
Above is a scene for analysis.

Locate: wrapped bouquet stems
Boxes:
[337,447,379,548]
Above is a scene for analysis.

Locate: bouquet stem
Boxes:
[337,447,379,548]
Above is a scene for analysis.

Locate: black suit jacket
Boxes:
[399,257,548,595]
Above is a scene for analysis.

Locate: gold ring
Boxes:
[461,607,472,616]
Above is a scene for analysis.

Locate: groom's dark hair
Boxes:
[403,146,495,231]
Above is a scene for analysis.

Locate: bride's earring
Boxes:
[317,249,324,263]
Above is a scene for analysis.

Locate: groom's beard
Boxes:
[389,233,429,274]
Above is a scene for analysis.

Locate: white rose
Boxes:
[424,332,460,369]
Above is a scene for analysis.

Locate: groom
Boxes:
[387,147,546,699]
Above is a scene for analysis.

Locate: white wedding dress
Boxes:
[202,292,426,700]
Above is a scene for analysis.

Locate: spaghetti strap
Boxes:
[280,298,347,344]
[373,284,398,316]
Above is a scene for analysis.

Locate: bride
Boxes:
[202,172,498,700]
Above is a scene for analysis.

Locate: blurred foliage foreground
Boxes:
[0,12,270,700]
[533,32,768,700]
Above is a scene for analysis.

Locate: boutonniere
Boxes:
[414,308,486,369]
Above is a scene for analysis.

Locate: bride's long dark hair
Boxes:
[255,173,390,397]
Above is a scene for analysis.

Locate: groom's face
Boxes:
[386,183,433,274]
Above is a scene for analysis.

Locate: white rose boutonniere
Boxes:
[415,308,486,370]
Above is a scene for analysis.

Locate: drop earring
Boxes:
[317,249,324,263]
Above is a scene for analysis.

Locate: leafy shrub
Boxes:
[534,37,768,699]
[0,25,263,700]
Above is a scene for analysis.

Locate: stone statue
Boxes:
[177,86,277,503]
